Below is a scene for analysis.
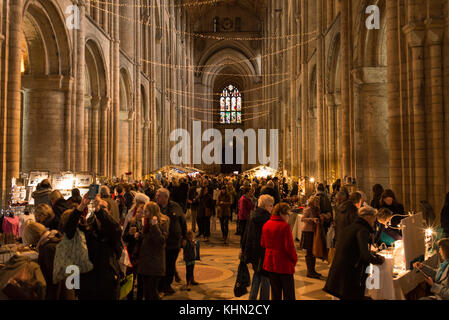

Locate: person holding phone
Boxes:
[61,194,123,300]
[413,238,449,300]
[136,202,169,300]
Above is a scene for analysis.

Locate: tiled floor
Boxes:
[159,218,333,300]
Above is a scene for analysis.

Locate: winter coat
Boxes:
[31,187,52,207]
[195,191,214,218]
[36,230,67,299]
[324,217,384,300]
[335,200,359,244]
[62,208,123,297]
[52,198,71,220]
[122,217,144,266]
[183,240,196,264]
[217,192,232,218]
[301,206,320,232]
[101,196,121,224]
[260,186,280,205]
[242,207,271,273]
[137,217,169,277]
[238,195,254,221]
[261,215,298,275]
[316,191,332,214]
[160,200,187,250]
[421,260,449,300]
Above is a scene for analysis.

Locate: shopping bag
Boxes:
[312,223,327,260]
[53,229,94,284]
[119,246,133,274]
[119,274,134,300]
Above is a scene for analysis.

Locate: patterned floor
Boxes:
[160,217,333,300]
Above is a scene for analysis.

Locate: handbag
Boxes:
[233,258,250,297]
[119,246,133,275]
[53,229,94,284]
[119,274,134,300]
[312,223,327,260]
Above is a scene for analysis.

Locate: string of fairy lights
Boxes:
[87,0,228,8]
[85,1,312,123]
[88,0,318,41]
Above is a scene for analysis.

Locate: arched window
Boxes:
[219,84,242,124]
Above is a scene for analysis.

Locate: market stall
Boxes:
[365,212,439,300]
[243,165,277,178]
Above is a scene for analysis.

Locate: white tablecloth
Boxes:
[366,253,439,300]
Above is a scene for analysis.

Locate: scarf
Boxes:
[436,259,449,282]
[36,230,59,250]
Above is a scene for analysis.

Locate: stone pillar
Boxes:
[386,0,403,202]
[404,23,426,211]
[340,0,351,179]
[426,19,445,214]
[76,1,86,171]
[100,97,110,175]
[112,0,120,176]
[90,96,100,174]
[316,0,325,181]
[5,0,23,203]
[21,76,70,173]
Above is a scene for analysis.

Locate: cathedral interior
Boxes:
[1,0,449,219]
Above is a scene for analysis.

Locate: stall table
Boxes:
[366,253,438,300]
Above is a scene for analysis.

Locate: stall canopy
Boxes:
[146,165,204,179]
[243,165,277,178]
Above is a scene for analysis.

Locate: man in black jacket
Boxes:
[324,206,385,300]
[156,188,187,295]
[260,180,280,205]
[334,192,363,246]
[242,194,274,300]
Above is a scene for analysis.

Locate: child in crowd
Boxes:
[183,230,199,291]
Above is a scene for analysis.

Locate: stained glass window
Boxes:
[220,84,242,124]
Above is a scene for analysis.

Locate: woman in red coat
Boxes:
[261,203,298,300]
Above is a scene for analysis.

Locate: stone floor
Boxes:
[159,217,333,300]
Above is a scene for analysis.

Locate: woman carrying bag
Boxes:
[300,196,327,279]
[61,194,123,300]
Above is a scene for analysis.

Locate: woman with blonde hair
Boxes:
[34,203,58,231]
[300,195,324,279]
[137,202,170,300]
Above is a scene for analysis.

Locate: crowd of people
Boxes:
[1,173,449,301]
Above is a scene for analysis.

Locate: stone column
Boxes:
[340,0,351,179]
[316,0,325,181]
[112,0,120,176]
[90,96,100,174]
[426,19,445,213]
[404,23,426,211]
[386,0,403,203]
[100,97,110,175]
[76,0,86,171]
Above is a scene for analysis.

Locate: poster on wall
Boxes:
[51,173,74,191]
[75,173,94,188]
[28,172,50,187]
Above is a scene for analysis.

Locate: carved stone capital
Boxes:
[351,67,387,85]
[402,22,426,47]
[425,18,445,45]
[100,96,111,111]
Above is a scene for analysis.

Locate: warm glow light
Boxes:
[21,55,25,73]
[310,177,315,183]
[425,228,434,243]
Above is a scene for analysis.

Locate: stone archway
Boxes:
[85,39,109,175]
[20,0,72,173]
